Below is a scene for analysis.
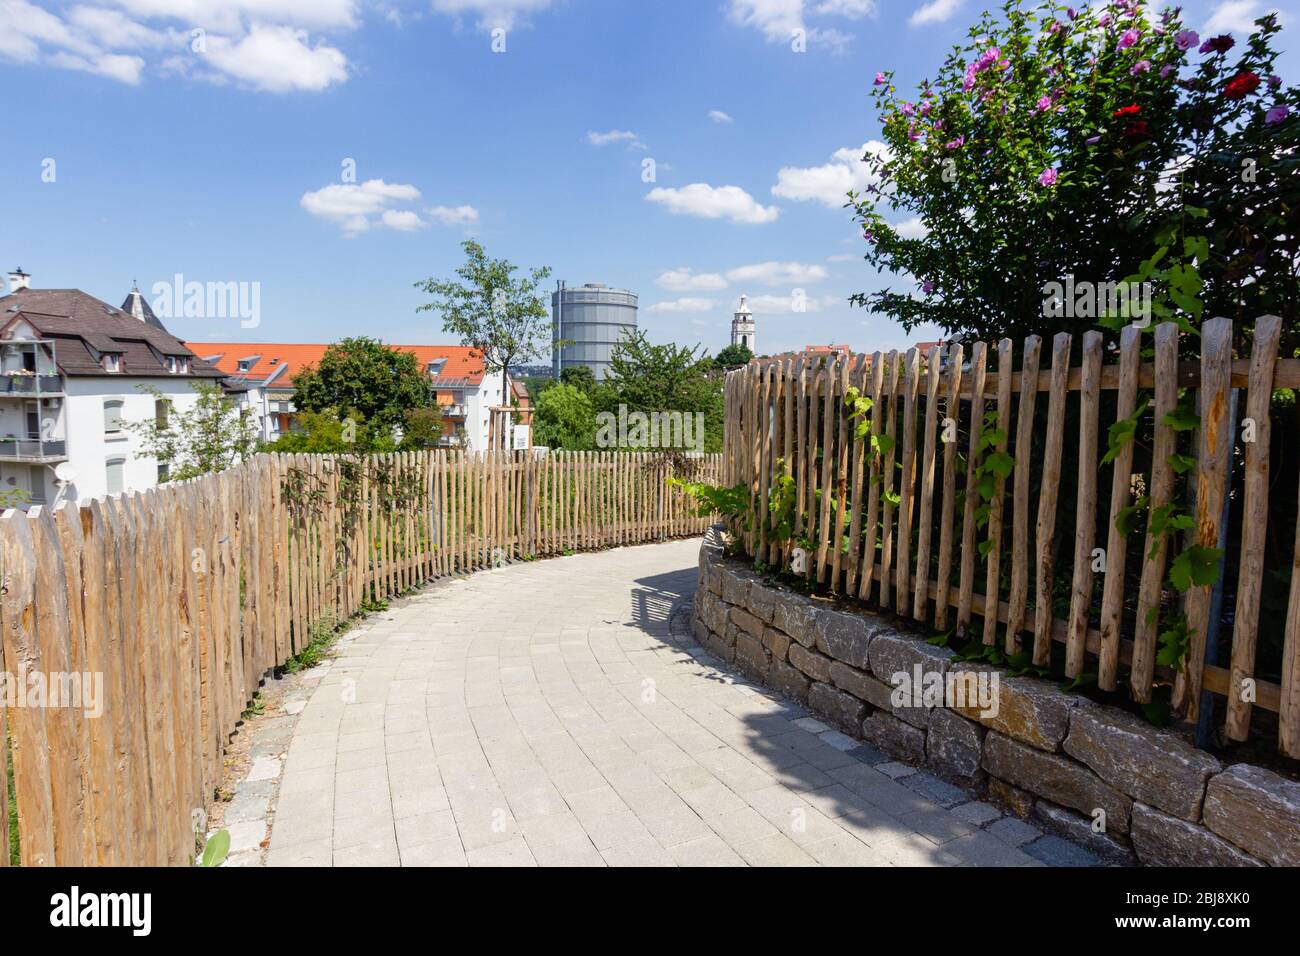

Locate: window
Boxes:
[102,353,121,373]
[155,398,170,429]
[157,463,169,482]
[24,400,39,440]
[105,458,125,495]
[104,399,124,436]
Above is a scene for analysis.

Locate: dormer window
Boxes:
[427,359,447,376]
[166,356,190,374]
[103,353,122,373]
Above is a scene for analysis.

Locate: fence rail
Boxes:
[723,317,1300,760]
[0,449,719,866]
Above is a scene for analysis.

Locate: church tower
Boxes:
[731,294,755,353]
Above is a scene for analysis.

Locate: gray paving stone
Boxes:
[261,539,1110,869]
[1021,834,1103,867]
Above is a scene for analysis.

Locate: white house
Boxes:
[0,270,229,506]
[192,341,517,451]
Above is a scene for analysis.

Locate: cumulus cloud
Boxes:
[892,216,929,239]
[726,0,870,50]
[725,261,828,286]
[0,0,356,90]
[646,298,719,313]
[430,0,556,31]
[656,268,729,292]
[1204,0,1277,34]
[708,109,734,124]
[745,293,841,314]
[645,183,780,224]
[772,141,887,208]
[301,179,423,237]
[203,24,347,92]
[909,0,963,26]
[427,204,481,226]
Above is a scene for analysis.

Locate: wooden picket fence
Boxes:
[0,449,718,866]
[724,317,1300,759]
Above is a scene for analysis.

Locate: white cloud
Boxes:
[381,209,425,231]
[725,261,828,286]
[656,268,729,292]
[827,253,857,262]
[814,0,877,16]
[646,298,718,313]
[745,293,841,314]
[110,0,359,32]
[708,109,734,124]
[427,204,481,226]
[301,179,423,236]
[49,49,146,83]
[772,141,886,208]
[646,183,780,224]
[430,0,555,31]
[586,129,644,148]
[0,1,355,91]
[1204,0,1276,34]
[909,0,963,26]
[726,0,867,50]
[892,216,928,239]
[203,24,347,92]
[67,6,172,48]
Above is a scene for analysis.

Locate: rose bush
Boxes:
[851,0,1298,352]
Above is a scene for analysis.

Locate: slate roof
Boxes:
[0,287,226,378]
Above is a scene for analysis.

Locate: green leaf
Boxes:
[201,830,230,868]
[1114,495,1149,536]
[1168,546,1222,593]
[984,450,1015,479]
[1167,452,1196,474]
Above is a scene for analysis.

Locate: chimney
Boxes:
[7,267,30,292]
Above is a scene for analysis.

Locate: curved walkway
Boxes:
[263,539,1069,867]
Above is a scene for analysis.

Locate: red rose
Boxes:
[1223,71,1261,101]
[1112,103,1142,117]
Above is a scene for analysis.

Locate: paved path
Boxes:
[264,539,1075,867]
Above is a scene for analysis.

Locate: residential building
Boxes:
[0,270,227,505]
[193,342,517,451]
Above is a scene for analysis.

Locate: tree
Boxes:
[532,383,597,450]
[126,382,259,481]
[560,365,597,392]
[713,343,753,370]
[293,337,435,435]
[851,1,1299,348]
[415,241,553,445]
[267,406,443,454]
[594,330,725,453]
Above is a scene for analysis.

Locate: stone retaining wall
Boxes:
[694,531,1299,867]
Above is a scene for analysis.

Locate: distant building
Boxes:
[731,295,755,353]
[0,269,227,505]
[551,281,638,381]
[194,342,517,451]
[803,344,851,356]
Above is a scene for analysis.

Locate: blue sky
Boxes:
[0,0,1289,358]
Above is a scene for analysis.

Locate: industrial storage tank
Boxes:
[551,281,638,381]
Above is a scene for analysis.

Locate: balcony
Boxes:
[441,403,468,418]
[0,373,63,396]
[0,438,68,463]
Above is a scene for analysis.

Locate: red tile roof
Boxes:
[189,342,487,388]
